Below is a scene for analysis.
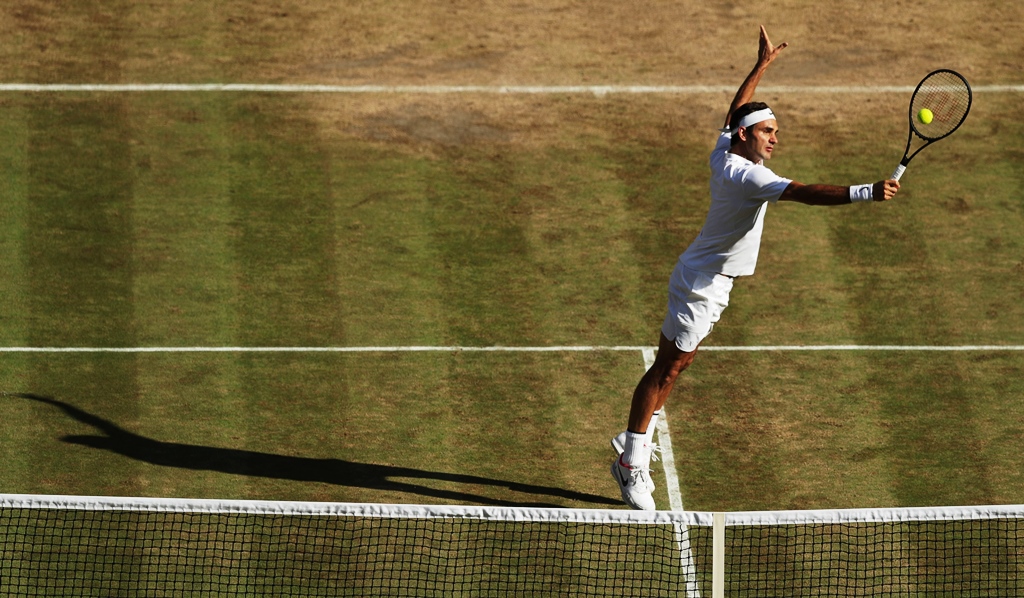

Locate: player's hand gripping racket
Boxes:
[891,69,972,181]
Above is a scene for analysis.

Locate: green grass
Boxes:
[0,90,1022,514]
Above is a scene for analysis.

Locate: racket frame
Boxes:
[892,69,972,180]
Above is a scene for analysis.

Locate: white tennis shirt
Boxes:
[679,131,792,277]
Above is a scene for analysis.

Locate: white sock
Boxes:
[646,410,661,444]
[622,431,650,468]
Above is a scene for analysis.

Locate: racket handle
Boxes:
[890,164,906,181]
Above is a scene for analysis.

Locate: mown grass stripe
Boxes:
[0,100,32,491]
[127,95,253,499]
[24,94,144,495]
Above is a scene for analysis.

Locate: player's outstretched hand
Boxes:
[757,25,789,67]
[872,179,901,202]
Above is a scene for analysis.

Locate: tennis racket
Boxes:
[891,69,972,181]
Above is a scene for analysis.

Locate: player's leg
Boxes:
[612,266,731,510]
[612,334,699,510]
[613,332,696,449]
[610,331,698,452]
[627,332,697,434]
[611,267,708,459]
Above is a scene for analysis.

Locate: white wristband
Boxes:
[849,184,873,203]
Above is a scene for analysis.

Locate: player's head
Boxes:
[729,102,775,145]
[729,102,779,162]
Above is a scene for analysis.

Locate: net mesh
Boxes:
[0,497,705,597]
[726,515,1021,597]
[2,495,1023,597]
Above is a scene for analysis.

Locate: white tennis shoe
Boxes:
[610,432,627,456]
[611,455,656,511]
[610,433,659,491]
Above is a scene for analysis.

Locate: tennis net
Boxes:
[715,505,1024,597]
[1,494,1022,597]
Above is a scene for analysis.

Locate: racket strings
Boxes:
[911,71,971,139]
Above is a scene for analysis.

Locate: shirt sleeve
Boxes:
[743,164,792,204]
[714,130,732,152]
[708,131,732,172]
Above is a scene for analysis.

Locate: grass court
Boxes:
[0,0,1023,514]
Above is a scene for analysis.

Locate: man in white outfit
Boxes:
[611,26,901,510]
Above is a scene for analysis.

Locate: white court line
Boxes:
[701,345,1024,351]
[641,348,700,598]
[0,345,604,352]
[640,348,685,512]
[0,83,1021,94]
[0,345,1022,353]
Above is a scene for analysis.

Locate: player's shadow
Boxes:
[12,393,619,508]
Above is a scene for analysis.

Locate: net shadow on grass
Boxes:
[10,393,618,508]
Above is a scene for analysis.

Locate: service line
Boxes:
[0,345,1022,353]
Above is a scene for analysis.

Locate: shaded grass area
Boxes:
[0,352,635,508]
[0,92,1021,512]
[3,349,1023,512]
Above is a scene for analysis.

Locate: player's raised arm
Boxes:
[724,26,788,129]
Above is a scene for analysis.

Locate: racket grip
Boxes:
[890,164,906,181]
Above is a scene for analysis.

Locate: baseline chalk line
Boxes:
[0,345,1021,353]
[0,83,1021,95]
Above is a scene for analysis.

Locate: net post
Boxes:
[712,511,726,598]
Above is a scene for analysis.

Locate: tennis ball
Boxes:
[917,108,933,124]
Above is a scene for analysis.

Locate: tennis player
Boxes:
[611,26,901,510]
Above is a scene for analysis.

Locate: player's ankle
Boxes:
[622,431,651,468]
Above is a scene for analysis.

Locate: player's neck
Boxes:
[729,145,762,164]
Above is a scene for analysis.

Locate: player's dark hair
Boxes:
[729,101,771,146]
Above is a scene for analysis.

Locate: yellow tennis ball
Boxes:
[917,108,933,124]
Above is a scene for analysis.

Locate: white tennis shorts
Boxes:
[661,264,734,352]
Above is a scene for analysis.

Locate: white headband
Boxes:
[734,108,776,131]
